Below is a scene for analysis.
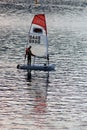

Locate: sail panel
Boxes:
[28,14,48,57]
[32,14,47,34]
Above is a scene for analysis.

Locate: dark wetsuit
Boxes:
[27,49,32,65]
[25,48,35,65]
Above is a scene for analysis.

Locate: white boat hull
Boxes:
[17,64,55,71]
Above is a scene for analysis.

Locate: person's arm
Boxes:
[31,52,35,57]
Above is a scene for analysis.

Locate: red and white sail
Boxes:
[28,14,48,57]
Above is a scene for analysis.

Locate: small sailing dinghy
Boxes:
[17,14,55,71]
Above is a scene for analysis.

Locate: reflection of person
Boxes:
[25,46,35,65]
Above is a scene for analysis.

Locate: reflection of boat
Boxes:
[17,13,55,71]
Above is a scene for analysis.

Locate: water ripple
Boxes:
[0,5,87,130]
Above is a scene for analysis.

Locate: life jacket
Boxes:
[26,48,28,55]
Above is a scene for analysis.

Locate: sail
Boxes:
[28,14,48,57]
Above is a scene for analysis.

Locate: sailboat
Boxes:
[17,14,55,71]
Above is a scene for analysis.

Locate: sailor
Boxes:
[25,46,35,65]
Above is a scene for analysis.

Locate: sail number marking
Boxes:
[29,35,40,44]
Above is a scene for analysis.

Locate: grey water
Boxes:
[0,1,87,130]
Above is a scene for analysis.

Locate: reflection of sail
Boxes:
[26,72,49,128]
[32,73,49,111]
[33,90,47,113]
[26,72,49,115]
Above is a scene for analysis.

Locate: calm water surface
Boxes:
[0,2,87,130]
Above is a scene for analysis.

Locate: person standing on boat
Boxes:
[25,46,35,65]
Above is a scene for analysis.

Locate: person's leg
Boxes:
[28,57,31,65]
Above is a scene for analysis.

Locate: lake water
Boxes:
[0,1,87,130]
